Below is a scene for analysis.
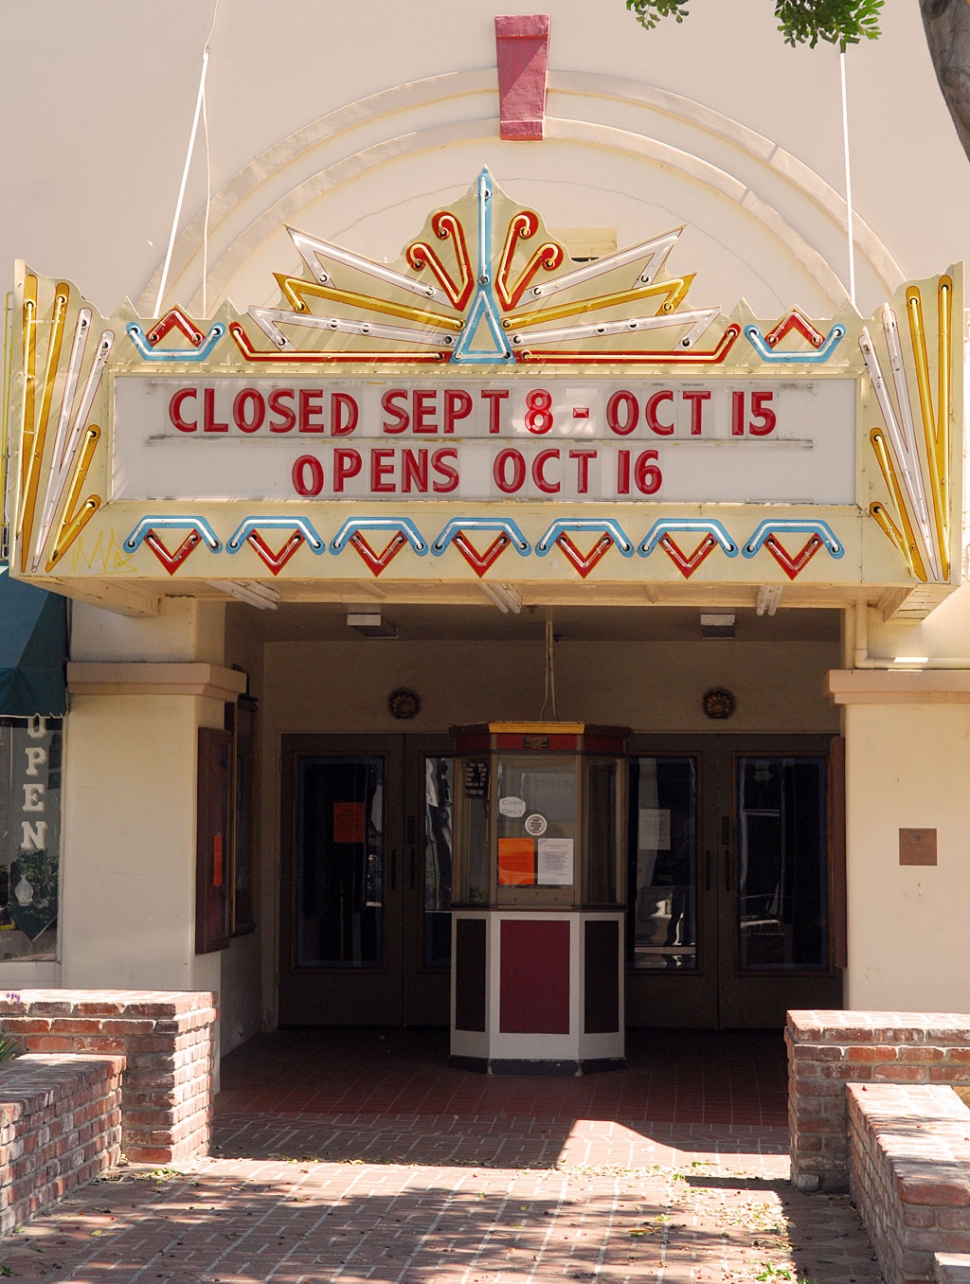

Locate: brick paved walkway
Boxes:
[0,1030,884,1283]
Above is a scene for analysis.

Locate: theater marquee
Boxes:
[5,171,962,596]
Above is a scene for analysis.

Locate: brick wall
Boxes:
[0,1053,123,1234]
[787,1011,970,1192]
[0,990,218,1164]
[847,1082,970,1284]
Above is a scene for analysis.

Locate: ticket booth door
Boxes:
[278,735,453,1027]
[626,735,844,1029]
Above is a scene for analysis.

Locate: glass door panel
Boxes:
[280,736,404,1027]
[718,739,843,1028]
[402,738,453,1026]
[625,747,717,1028]
[295,757,384,968]
[626,736,843,1030]
[628,757,698,971]
[736,757,827,972]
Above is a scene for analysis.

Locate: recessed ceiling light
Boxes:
[700,612,736,639]
[346,611,398,639]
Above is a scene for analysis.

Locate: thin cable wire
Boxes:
[201,74,211,316]
[539,617,558,720]
[840,50,856,309]
[155,0,220,317]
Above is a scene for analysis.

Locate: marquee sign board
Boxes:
[4,171,962,596]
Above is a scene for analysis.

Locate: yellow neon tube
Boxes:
[870,426,927,581]
[274,275,463,333]
[906,286,948,579]
[19,282,68,571]
[869,502,909,564]
[502,276,694,331]
[936,275,952,566]
[46,424,101,571]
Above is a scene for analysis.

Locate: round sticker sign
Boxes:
[524,812,548,837]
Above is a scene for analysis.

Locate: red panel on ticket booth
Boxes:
[499,919,570,1033]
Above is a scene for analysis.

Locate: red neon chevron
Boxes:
[556,533,613,579]
[763,308,825,350]
[452,530,511,578]
[348,530,409,577]
[144,528,203,575]
[763,533,823,580]
[247,530,305,576]
[659,532,719,579]
[146,307,206,347]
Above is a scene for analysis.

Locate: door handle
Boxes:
[409,849,416,889]
[724,850,731,892]
[705,850,712,892]
[391,849,397,890]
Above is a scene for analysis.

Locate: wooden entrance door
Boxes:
[625,735,843,1029]
[279,734,453,1026]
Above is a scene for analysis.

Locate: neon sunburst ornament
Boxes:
[229,168,736,366]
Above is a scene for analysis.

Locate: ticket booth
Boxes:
[449,722,629,1074]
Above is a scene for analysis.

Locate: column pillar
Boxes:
[60,602,244,996]
[827,670,970,1014]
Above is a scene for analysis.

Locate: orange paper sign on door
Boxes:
[333,801,366,844]
[498,837,536,885]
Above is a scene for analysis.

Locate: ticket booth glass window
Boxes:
[457,765,490,903]
[584,759,618,904]
[0,717,62,960]
[496,756,577,902]
[296,757,383,967]
[628,756,698,970]
[737,756,827,970]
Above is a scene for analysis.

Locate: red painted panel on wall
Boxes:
[495,14,550,142]
[500,918,570,1033]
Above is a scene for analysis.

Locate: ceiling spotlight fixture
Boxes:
[346,610,398,639]
[755,586,783,617]
[480,583,522,614]
[208,580,280,610]
[700,612,736,640]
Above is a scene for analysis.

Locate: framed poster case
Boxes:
[196,726,232,953]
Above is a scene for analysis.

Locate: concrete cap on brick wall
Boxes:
[0,991,217,1018]
[789,1011,970,1044]
[935,1252,970,1282]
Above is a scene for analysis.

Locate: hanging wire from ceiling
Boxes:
[840,49,857,309]
[155,0,221,317]
[539,615,558,720]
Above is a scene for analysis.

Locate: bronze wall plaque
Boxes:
[899,828,937,866]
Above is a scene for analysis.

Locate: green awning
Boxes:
[0,566,67,717]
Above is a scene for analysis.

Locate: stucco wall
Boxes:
[2,2,967,319]
[845,702,970,1013]
[59,691,222,995]
[261,638,841,735]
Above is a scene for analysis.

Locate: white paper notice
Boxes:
[638,808,671,850]
[537,838,574,886]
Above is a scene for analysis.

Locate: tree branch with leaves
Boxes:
[625,0,883,49]
[625,0,970,169]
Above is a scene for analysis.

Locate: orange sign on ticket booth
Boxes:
[498,837,535,885]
